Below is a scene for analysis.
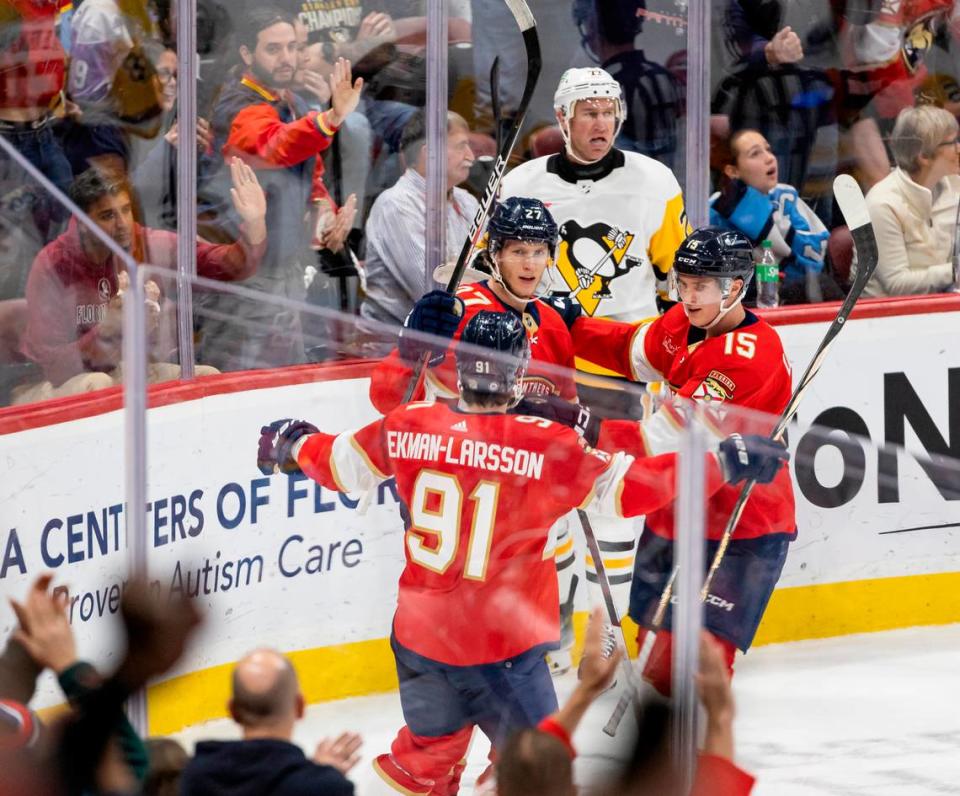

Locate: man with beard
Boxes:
[197,6,362,372]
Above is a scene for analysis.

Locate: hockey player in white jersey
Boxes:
[499,66,691,673]
[499,66,689,326]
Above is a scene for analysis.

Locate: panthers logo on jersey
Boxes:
[556,220,643,317]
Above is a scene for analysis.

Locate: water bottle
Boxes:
[755,240,779,309]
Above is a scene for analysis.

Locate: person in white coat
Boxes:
[857,105,960,297]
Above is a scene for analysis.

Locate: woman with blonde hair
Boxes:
[858,105,960,296]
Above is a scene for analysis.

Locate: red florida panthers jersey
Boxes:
[369,281,579,414]
[296,402,710,665]
[573,304,796,541]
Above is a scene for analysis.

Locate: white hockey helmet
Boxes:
[553,67,626,145]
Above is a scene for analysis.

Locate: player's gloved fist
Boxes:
[540,294,582,330]
[257,418,319,475]
[513,395,601,447]
[398,290,464,365]
[718,433,789,485]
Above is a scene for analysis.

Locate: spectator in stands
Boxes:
[498,623,755,796]
[858,105,960,296]
[292,16,371,246]
[2,572,200,794]
[0,0,73,240]
[285,0,423,195]
[290,17,362,300]
[14,159,266,404]
[129,42,214,231]
[180,647,361,795]
[711,1,840,223]
[196,6,362,372]
[573,0,683,169]
[63,0,164,177]
[144,737,190,796]
[710,128,838,304]
[359,108,478,338]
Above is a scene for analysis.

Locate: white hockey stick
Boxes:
[602,174,880,736]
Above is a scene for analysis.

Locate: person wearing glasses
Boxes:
[857,105,960,297]
[128,42,213,231]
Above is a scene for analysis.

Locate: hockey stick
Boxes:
[490,55,503,154]
[603,174,879,736]
[578,510,643,698]
[401,0,541,403]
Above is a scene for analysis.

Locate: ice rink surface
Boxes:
[172,624,960,794]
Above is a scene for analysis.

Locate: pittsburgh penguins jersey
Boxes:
[368,281,578,414]
[499,148,690,325]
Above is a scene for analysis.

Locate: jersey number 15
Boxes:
[723,331,757,359]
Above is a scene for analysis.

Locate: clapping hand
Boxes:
[765,26,803,65]
[326,58,364,127]
[9,574,78,674]
[327,194,357,253]
[300,68,331,104]
[578,607,621,698]
[229,157,267,245]
[356,11,396,46]
[313,731,363,774]
[164,118,213,152]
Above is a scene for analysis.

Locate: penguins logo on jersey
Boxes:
[556,220,642,316]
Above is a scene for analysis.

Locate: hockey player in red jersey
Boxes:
[530,227,797,695]
[367,196,578,413]
[257,310,787,795]
[368,196,613,676]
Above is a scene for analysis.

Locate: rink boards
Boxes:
[1,295,958,734]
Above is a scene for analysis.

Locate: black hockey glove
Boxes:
[398,290,464,365]
[718,433,789,485]
[513,395,602,447]
[539,294,582,330]
[257,419,319,475]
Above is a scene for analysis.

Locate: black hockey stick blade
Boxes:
[490,55,503,153]
[444,1,539,294]
[401,0,540,403]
